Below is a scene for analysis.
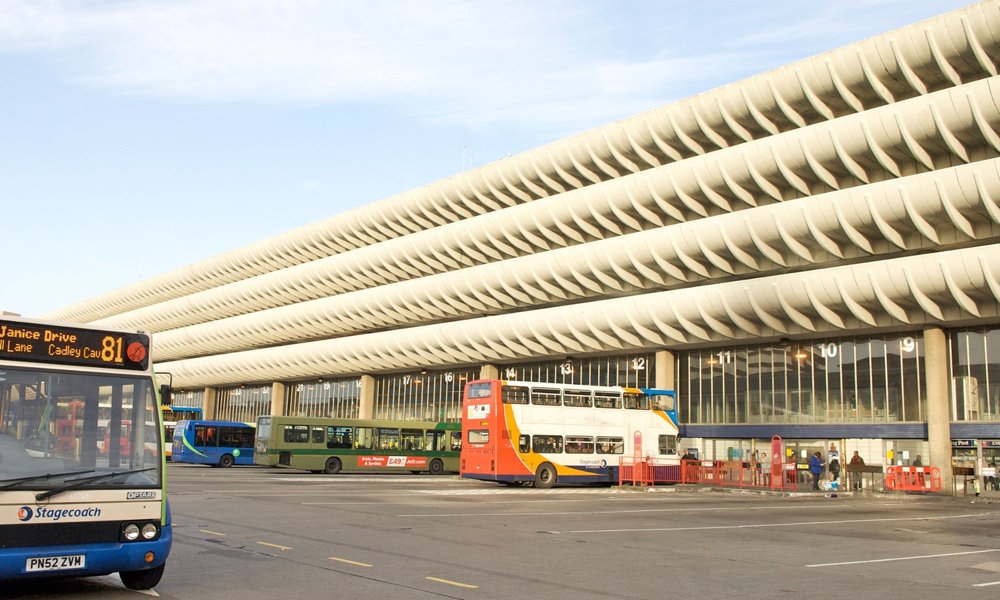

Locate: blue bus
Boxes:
[0,316,171,590]
[161,406,203,460]
[172,420,255,467]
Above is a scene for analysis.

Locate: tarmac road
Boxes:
[4,463,1000,599]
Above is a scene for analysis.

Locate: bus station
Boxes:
[17,2,1000,498]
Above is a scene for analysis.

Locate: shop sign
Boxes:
[952,439,976,448]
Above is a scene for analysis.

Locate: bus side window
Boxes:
[595,392,621,409]
[658,434,678,455]
[425,430,443,452]
[328,426,352,449]
[219,426,235,446]
[377,428,400,450]
[597,436,625,454]
[400,429,421,450]
[311,427,325,444]
[653,394,675,411]
[450,431,462,451]
[533,435,562,453]
[501,385,530,405]
[518,435,530,453]
[284,425,309,444]
[355,427,374,450]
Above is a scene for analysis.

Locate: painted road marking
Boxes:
[257,542,292,550]
[426,576,478,589]
[330,557,373,567]
[400,504,859,518]
[199,529,226,536]
[807,548,1000,568]
[561,513,985,534]
[415,488,616,495]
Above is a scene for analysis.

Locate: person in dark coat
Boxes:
[809,452,824,490]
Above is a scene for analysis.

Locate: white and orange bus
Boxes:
[460,380,679,488]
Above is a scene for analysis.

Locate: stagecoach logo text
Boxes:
[126,492,156,500]
[17,506,101,522]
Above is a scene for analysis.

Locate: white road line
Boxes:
[807,548,1000,568]
[398,504,939,518]
[561,513,986,534]
[399,505,794,518]
[972,580,1000,587]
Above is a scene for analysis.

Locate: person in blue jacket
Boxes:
[809,452,824,490]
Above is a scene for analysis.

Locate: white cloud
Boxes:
[0,0,970,131]
[0,0,754,128]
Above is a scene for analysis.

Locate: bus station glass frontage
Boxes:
[285,378,361,419]
[950,327,1000,422]
[680,334,926,425]
[216,385,271,424]
[373,369,478,422]
[500,353,657,389]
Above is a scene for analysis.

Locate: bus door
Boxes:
[194,424,220,462]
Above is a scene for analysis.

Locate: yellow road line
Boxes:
[329,557,373,567]
[257,541,292,550]
[199,529,226,536]
[425,576,478,589]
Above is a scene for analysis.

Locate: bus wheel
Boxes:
[324,457,342,475]
[428,458,444,475]
[219,454,234,468]
[534,463,557,489]
[119,562,165,590]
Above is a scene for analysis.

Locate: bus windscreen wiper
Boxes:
[35,468,156,502]
[0,470,95,492]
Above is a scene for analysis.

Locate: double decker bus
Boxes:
[0,316,171,589]
[171,420,255,467]
[255,416,461,475]
[161,406,202,460]
[460,380,678,488]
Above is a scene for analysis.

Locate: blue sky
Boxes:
[0,0,974,318]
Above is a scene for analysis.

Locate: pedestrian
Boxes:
[809,452,823,490]
[849,450,864,490]
[681,450,698,483]
[912,455,922,467]
[761,452,772,486]
[829,454,841,484]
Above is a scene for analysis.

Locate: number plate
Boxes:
[25,555,85,572]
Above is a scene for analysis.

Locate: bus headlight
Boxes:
[141,523,158,539]
[123,524,140,541]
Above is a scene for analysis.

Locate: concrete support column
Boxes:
[271,382,285,417]
[480,364,499,380]
[655,350,675,390]
[925,327,954,495]
[203,387,217,421]
[358,375,375,420]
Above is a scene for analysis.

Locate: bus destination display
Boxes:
[0,320,149,371]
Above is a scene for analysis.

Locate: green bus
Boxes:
[254,415,461,475]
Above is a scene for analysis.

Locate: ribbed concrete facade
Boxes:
[43,3,1000,479]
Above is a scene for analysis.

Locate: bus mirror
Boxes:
[160,384,172,406]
